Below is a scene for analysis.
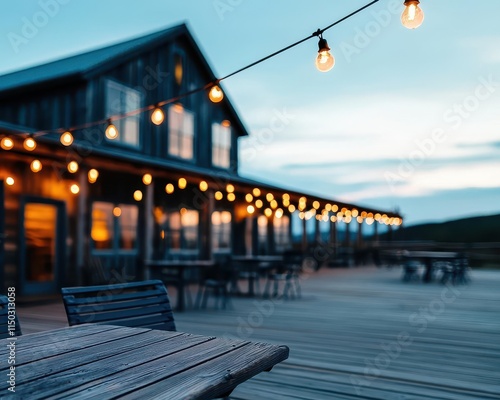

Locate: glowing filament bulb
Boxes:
[60,131,74,146]
[30,159,42,172]
[105,123,119,139]
[315,37,335,72]
[24,137,36,151]
[1,137,14,150]
[151,107,165,125]
[401,0,424,29]
[209,85,224,103]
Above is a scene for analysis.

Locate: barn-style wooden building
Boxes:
[0,24,402,298]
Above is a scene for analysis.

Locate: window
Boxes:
[169,105,194,159]
[274,215,290,252]
[91,202,138,251]
[212,211,232,252]
[156,208,199,256]
[105,80,142,147]
[212,122,231,168]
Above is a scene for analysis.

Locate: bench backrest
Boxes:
[61,280,176,331]
[0,294,22,339]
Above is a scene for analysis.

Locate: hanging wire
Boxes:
[14,0,380,138]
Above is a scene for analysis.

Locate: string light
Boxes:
[105,121,119,139]
[288,204,296,213]
[215,191,223,200]
[30,160,42,173]
[165,183,175,194]
[226,184,235,193]
[24,136,36,151]
[151,107,165,125]
[142,173,152,185]
[401,0,424,29]
[247,205,255,214]
[245,193,253,202]
[1,137,14,150]
[199,181,208,191]
[67,161,79,173]
[60,131,74,146]
[70,184,80,194]
[227,193,236,202]
[208,85,224,103]
[6,177,14,186]
[315,33,335,72]
[253,188,261,197]
[88,169,99,183]
[255,199,263,208]
[134,190,143,201]
[178,178,187,189]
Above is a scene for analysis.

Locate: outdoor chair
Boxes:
[402,260,421,282]
[195,255,233,309]
[264,250,303,299]
[61,280,176,331]
[0,294,22,339]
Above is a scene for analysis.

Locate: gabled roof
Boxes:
[0,23,248,136]
[0,25,182,93]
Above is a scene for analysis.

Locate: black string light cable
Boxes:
[0,0,381,141]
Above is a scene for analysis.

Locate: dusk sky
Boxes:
[1,0,499,225]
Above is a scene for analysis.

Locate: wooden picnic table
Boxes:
[145,259,215,311]
[0,324,289,399]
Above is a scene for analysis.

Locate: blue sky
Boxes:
[1,0,500,225]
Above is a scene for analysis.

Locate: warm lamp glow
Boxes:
[199,181,208,191]
[24,137,36,151]
[288,204,296,213]
[88,169,99,183]
[270,200,278,209]
[275,208,283,219]
[245,193,253,202]
[401,0,424,29]
[315,37,335,72]
[221,120,231,127]
[330,215,337,222]
[151,107,165,125]
[1,137,14,150]
[70,184,80,194]
[253,188,261,197]
[67,161,79,173]
[352,209,359,218]
[142,173,152,185]
[178,178,187,189]
[165,183,175,194]
[5,177,14,186]
[215,191,223,200]
[264,208,272,218]
[266,193,274,202]
[134,190,143,201]
[105,123,119,140]
[30,160,42,173]
[60,131,74,146]
[209,85,224,103]
[247,205,255,214]
[255,199,263,209]
[331,204,339,212]
[312,201,320,209]
[226,184,235,193]
[227,193,236,202]
[113,207,122,217]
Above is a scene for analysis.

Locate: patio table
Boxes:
[0,324,289,399]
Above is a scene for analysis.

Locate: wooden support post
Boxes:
[144,183,154,279]
[301,217,307,252]
[76,170,88,285]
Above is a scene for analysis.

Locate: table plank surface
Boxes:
[0,325,289,400]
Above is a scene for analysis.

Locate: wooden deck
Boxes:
[16,266,500,399]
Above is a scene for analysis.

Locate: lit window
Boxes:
[169,105,194,159]
[212,122,231,168]
[91,202,138,251]
[157,209,199,255]
[105,80,142,147]
[212,211,232,251]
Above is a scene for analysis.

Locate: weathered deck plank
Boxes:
[15,266,500,399]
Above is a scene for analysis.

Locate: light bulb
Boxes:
[178,178,187,189]
[1,137,14,150]
[151,107,165,125]
[70,184,80,194]
[401,0,424,29]
[30,160,42,173]
[88,169,99,183]
[6,177,14,186]
[142,173,152,185]
[68,161,79,173]
[60,131,74,146]
[134,190,143,201]
[24,137,36,151]
[209,85,224,103]
[315,37,335,72]
[105,123,119,139]
[199,181,208,192]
